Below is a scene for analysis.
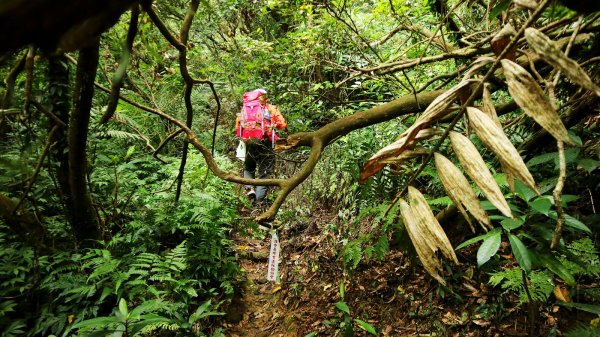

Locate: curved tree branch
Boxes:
[99,4,139,124]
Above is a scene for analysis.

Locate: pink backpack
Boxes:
[237,89,273,140]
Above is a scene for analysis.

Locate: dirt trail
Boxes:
[225,231,298,337]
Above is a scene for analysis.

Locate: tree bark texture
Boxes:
[47,55,74,230]
[69,39,101,245]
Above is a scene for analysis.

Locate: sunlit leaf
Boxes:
[354,319,378,336]
[335,301,350,314]
[477,230,501,266]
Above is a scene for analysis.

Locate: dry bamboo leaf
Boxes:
[397,79,478,154]
[408,186,459,264]
[450,132,513,218]
[525,28,600,97]
[481,84,502,127]
[381,146,429,164]
[360,80,478,182]
[482,84,517,192]
[399,198,446,285]
[360,129,437,182]
[501,59,576,145]
[514,0,538,10]
[491,24,517,60]
[434,153,490,231]
[467,107,540,194]
[463,56,495,80]
[553,285,571,302]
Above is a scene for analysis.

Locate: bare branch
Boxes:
[99,5,139,124]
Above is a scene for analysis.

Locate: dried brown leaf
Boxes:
[399,199,446,285]
[434,153,490,231]
[553,285,571,302]
[450,132,513,218]
[408,186,459,264]
[381,146,429,164]
[514,0,538,10]
[491,24,517,60]
[482,84,515,192]
[360,129,437,182]
[501,59,576,145]
[481,84,502,127]
[467,107,540,194]
[525,28,600,97]
[360,80,478,182]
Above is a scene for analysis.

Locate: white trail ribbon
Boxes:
[267,230,280,282]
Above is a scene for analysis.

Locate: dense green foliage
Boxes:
[0,0,599,336]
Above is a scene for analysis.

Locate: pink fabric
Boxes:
[242,89,267,103]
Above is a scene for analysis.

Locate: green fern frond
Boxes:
[94,129,144,141]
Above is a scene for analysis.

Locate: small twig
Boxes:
[522,270,536,337]
[588,188,596,214]
[550,140,567,249]
[99,5,139,124]
[153,128,183,161]
[23,46,36,116]
[12,125,61,213]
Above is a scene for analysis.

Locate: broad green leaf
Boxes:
[335,301,350,315]
[514,179,537,202]
[72,316,121,329]
[477,231,502,266]
[536,253,575,286]
[501,217,525,231]
[354,319,378,336]
[118,298,128,319]
[558,302,600,315]
[529,196,553,215]
[489,0,511,19]
[548,212,592,234]
[577,158,600,173]
[304,333,318,337]
[457,228,501,250]
[508,233,531,273]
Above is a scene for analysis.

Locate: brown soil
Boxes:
[221,211,595,337]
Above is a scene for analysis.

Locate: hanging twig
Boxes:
[550,140,567,249]
[1,51,26,109]
[99,5,139,124]
[12,125,61,213]
[23,46,36,116]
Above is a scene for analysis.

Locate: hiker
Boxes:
[236,89,287,205]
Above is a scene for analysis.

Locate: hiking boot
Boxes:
[246,188,256,200]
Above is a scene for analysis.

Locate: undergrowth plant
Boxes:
[0,149,241,336]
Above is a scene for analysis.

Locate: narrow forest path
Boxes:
[219,210,568,337]
[225,229,298,337]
